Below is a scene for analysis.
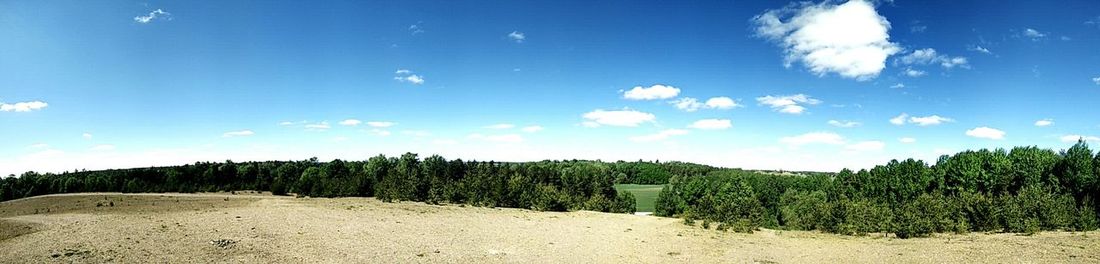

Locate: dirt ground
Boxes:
[1,193,1097,263]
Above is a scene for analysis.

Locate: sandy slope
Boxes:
[1,193,1097,263]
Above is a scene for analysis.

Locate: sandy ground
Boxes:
[1,193,1098,263]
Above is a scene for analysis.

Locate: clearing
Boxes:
[1,193,1097,263]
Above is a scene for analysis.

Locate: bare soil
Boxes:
[1,193,1097,263]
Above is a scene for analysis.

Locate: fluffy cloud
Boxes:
[485,123,515,129]
[969,45,992,54]
[1034,119,1054,127]
[704,97,740,109]
[845,141,885,151]
[367,121,395,128]
[1092,76,1100,85]
[82,133,93,140]
[629,129,689,142]
[909,115,954,126]
[756,94,821,114]
[134,9,170,24]
[779,132,845,146]
[222,130,255,138]
[339,119,362,126]
[671,97,703,112]
[581,109,656,127]
[623,84,680,100]
[521,126,544,133]
[890,83,905,89]
[899,137,917,143]
[889,113,909,125]
[965,127,1005,140]
[896,48,969,69]
[469,133,524,143]
[305,122,331,131]
[827,120,861,128]
[688,119,732,130]
[0,100,48,112]
[673,97,741,112]
[752,0,900,80]
[1023,28,1046,40]
[903,68,926,77]
[507,31,526,43]
[1061,135,1100,143]
[394,69,424,85]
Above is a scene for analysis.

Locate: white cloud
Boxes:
[305,122,331,131]
[889,113,909,125]
[845,141,885,151]
[756,94,821,114]
[331,136,349,142]
[134,9,169,24]
[396,74,425,84]
[82,133,93,140]
[90,144,116,151]
[896,48,969,69]
[339,119,362,126]
[827,120,861,128]
[1060,135,1100,143]
[222,130,255,138]
[909,115,954,126]
[394,69,424,85]
[629,129,689,142]
[1092,76,1100,85]
[1023,28,1046,40]
[367,121,395,128]
[623,84,680,100]
[899,137,917,143]
[752,0,900,80]
[704,97,741,109]
[581,109,656,127]
[903,68,926,77]
[28,143,49,149]
[1034,119,1054,127]
[485,123,515,129]
[688,119,732,130]
[507,31,526,43]
[890,83,905,89]
[408,23,424,35]
[969,45,992,54]
[521,126,544,133]
[965,127,1005,140]
[671,97,703,112]
[0,100,48,112]
[780,132,845,146]
[469,133,524,143]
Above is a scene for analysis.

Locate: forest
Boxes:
[2,141,1098,238]
[656,140,1100,237]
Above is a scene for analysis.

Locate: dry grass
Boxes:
[1,193,1097,263]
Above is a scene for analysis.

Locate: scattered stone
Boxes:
[210,239,237,249]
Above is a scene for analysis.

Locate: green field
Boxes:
[613,184,664,213]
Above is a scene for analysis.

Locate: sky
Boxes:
[2,0,1100,175]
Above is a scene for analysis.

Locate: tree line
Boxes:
[0,154,663,214]
[655,141,1100,237]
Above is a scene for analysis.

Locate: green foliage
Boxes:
[2,141,1099,238]
[779,190,831,230]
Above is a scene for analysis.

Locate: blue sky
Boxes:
[2,0,1099,175]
